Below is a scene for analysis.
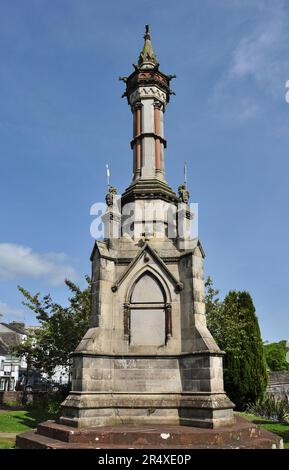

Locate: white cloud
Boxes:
[211,3,289,122]
[228,19,286,90]
[0,301,24,320]
[0,243,78,286]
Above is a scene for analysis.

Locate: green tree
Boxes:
[205,278,240,351]
[14,277,91,377]
[264,341,289,371]
[222,291,268,409]
[205,279,268,410]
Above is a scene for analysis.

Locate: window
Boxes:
[0,378,5,391]
[9,378,15,391]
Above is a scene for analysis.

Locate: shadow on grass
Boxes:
[0,408,58,433]
[16,408,57,430]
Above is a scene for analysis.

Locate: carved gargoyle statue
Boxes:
[105,186,117,207]
[178,184,190,204]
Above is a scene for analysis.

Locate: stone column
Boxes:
[165,303,172,341]
[141,98,156,178]
[159,106,165,176]
[134,103,142,179]
[123,303,130,341]
[154,101,162,177]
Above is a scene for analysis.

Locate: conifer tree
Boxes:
[206,280,268,409]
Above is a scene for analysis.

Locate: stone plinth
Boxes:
[16,416,283,449]
[60,353,234,428]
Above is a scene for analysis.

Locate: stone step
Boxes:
[16,431,65,450]
[36,416,263,447]
[16,429,283,449]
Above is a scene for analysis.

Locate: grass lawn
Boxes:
[237,412,289,449]
[0,439,15,449]
[0,408,55,433]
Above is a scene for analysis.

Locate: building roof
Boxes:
[0,322,26,335]
[0,323,25,356]
[0,337,8,355]
[0,332,22,352]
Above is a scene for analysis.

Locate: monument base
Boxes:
[59,392,234,429]
[16,416,283,449]
[58,352,235,429]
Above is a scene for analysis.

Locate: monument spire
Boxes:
[121,25,178,213]
[138,25,158,68]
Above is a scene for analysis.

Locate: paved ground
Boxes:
[0,432,17,440]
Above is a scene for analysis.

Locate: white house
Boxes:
[0,321,69,390]
[0,322,27,391]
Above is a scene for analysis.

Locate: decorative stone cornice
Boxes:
[129,85,167,106]
[90,239,205,263]
[70,350,226,358]
[121,178,179,206]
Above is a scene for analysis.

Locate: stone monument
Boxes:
[16,26,285,449]
[58,25,235,429]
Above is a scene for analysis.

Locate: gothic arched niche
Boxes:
[126,271,171,347]
[130,272,166,304]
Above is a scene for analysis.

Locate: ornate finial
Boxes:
[138,25,158,68]
[178,184,190,204]
[106,186,117,207]
[144,24,151,40]
[178,162,189,203]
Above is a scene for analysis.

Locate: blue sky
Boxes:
[0,0,288,342]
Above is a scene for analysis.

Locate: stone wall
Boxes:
[0,391,23,405]
[0,390,50,406]
[267,371,289,400]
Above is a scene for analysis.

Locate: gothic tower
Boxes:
[60,26,235,429]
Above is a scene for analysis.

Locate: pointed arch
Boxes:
[130,271,166,304]
[111,243,183,294]
[126,265,172,304]
[124,267,173,346]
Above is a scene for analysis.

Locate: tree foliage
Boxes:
[205,278,268,410]
[14,277,91,377]
[264,341,289,371]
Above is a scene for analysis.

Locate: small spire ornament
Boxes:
[178,162,190,204]
[138,25,158,68]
